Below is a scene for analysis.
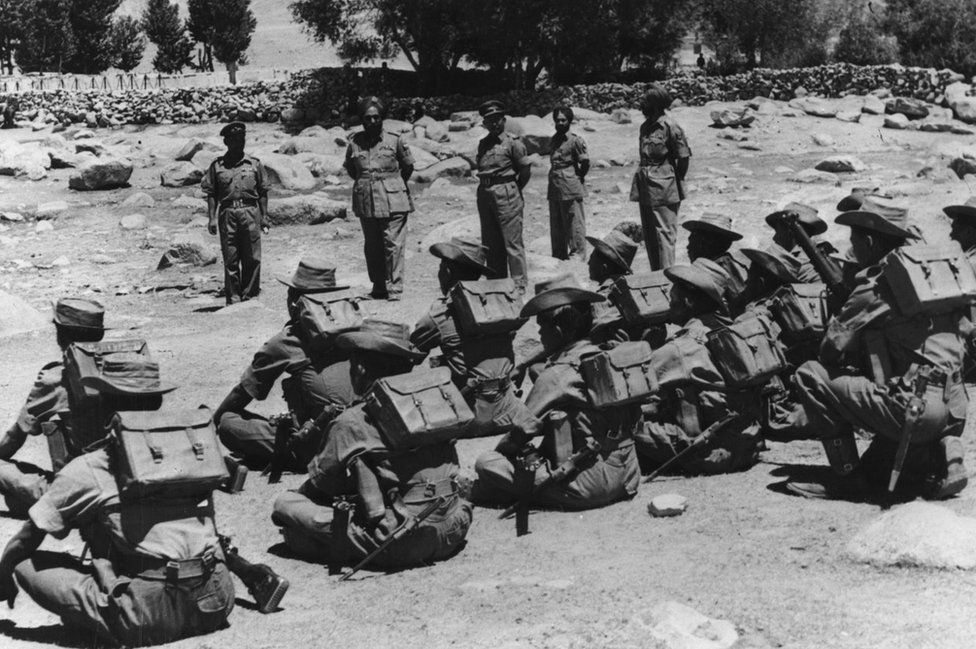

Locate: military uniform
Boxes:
[12,447,234,646]
[477,131,531,289]
[630,115,691,270]
[345,129,415,298]
[272,403,471,567]
[548,131,589,260]
[217,322,355,464]
[202,152,268,304]
[411,299,534,438]
[475,339,641,509]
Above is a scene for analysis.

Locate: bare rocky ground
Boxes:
[2,101,976,648]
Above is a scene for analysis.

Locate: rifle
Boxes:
[498,438,602,526]
[888,372,929,493]
[339,496,446,582]
[642,412,740,484]
[779,211,849,315]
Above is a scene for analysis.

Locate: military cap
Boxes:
[479,100,507,118]
[277,257,349,292]
[521,274,604,318]
[835,198,917,240]
[53,297,106,330]
[336,319,425,361]
[943,196,976,221]
[666,264,727,311]
[681,213,743,241]
[220,122,246,138]
[429,237,493,275]
[836,187,891,212]
[586,230,638,274]
[764,202,828,236]
[80,352,176,395]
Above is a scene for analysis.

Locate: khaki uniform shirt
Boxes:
[547,131,588,200]
[13,361,68,437]
[345,130,414,219]
[476,132,530,180]
[630,115,691,206]
[29,447,219,565]
[201,154,268,204]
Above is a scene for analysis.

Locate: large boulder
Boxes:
[790,97,837,118]
[847,502,976,569]
[945,81,971,104]
[157,233,217,269]
[190,150,216,170]
[413,157,471,183]
[884,113,911,130]
[505,115,551,156]
[409,146,439,171]
[951,97,976,124]
[0,290,48,338]
[160,162,203,187]
[862,94,886,115]
[175,138,221,161]
[295,152,346,178]
[267,193,347,226]
[413,116,449,143]
[949,157,976,179]
[710,107,755,128]
[68,158,133,191]
[814,156,867,173]
[0,144,50,180]
[261,153,317,191]
[276,136,342,156]
[886,96,929,120]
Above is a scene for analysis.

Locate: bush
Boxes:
[884,0,976,78]
[834,5,899,66]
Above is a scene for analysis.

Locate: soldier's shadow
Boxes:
[765,462,914,506]
[0,619,107,648]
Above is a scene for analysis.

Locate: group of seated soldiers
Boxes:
[1,187,975,645]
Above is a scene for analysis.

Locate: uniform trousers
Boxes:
[477,183,527,289]
[15,551,234,647]
[360,214,407,297]
[548,198,586,260]
[639,202,680,270]
[218,206,262,304]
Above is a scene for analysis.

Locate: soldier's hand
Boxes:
[207,220,217,235]
[0,569,18,608]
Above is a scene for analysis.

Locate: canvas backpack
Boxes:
[449,278,525,336]
[768,282,827,344]
[296,291,363,350]
[706,311,787,389]
[608,271,672,325]
[580,341,659,408]
[882,241,976,316]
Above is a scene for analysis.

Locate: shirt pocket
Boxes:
[640,132,669,165]
[380,176,413,214]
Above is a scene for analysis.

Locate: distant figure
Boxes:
[547,105,590,261]
[697,54,706,69]
[1,98,17,129]
[410,99,426,123]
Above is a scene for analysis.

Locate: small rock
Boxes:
[51,255,69,267]
[949,157,976,179]
[91,253,116,264]
[884,113,910,129]
[35,221,54,233]
[648,494,688,517]
[413,157,471,183]
[632,601,738,649]
[68,158,133,191]
[172,194,204,210]
[835,110,861,123]
[847,502,976,569]
[610,108,632,124]
[36,201,69,219]
[886,96,929,120]
[119,213,147,230]
[815,156,866,173]
[593,159,611,169]
[0,212,24,222]
[812,133,835,147]
[710,107,755,128]
[157,233,217,269]
[862,94,886,115]
[789,168,839,184]
[121,192,155,209]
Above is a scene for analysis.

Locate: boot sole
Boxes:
[256,576,290,614]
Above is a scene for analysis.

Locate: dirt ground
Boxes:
[2,103,976,649]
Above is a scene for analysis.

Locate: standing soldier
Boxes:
[476,100,532,292]
[203,122,269,305]
[630,84,691,270]
[548,105,590,260]
[345,96,415,301]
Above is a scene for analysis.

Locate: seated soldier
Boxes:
[764,202,835,283]
[272,320,472,569]
[473,275,641,510]
[636,263,764,475]
[215,257,356,467]
[0,370,235,647]
[683,213,752,314]
[586,224,641,286]
[411,237,534,438]
[0,298,105,515]
[786,205,969,500]
[945,197,976,261]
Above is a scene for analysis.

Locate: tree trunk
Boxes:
[227,60,238,85]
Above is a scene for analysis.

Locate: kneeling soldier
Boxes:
[473,275,641,510]
[272,320,472,570]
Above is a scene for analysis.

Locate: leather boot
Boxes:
[923,436,968,500]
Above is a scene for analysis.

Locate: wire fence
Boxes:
[0,68,296,94]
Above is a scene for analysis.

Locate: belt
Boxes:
[479,174,517,187]
[220,198,257,209]
[400,478,457,504]
[131,550,219,582]
[470,377,511,394]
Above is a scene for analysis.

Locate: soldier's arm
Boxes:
[0,521,45,606]
[396,136,415,183]
[343,142,358,179]
[256,160,269,230]
[0,428,27,461]
[214,384,253,426]
[574,135,590,181]
[512,138,532,189]
[202,162,218,235]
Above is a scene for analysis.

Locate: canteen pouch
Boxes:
[609,271,672,325]
[111,407,229,499]
[365,367,475,449]
[769,282,827,343]
[580,341,658,407]
[706,312,787,388]
[296,291,363,350]
[64,339,151,408]
[449,278,526,336]
[882,242,976,316]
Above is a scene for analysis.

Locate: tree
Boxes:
[290,0,472,93]
[65,0,121,73]
[0,0,30,75]
[141,0,193,73]
[110,15,146,72]
[210,0,257,84]
[16,0,75,73]
[186,0,215,71]
[833,3,898,66]
[884,0,976,77]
